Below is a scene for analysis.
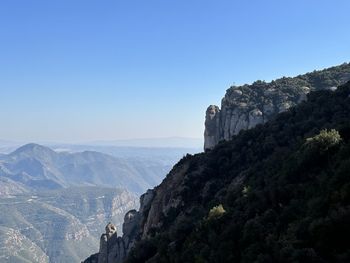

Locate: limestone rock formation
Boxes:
[204,105,221,150]
[204,63,350,150]
[83,190,154,263]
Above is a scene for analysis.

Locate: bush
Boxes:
[305,129,342,152]
[208,204,226,220]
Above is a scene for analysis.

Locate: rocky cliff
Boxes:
[84,81,350,262]
[83,64,350,263]
[83,189,154,263]
[123,82,350,262]
[204,63,350,150]
[0,187,138,263]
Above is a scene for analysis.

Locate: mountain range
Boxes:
[0,143,175,195]
[0,143,199,262]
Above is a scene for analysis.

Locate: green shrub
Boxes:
[305,129,342,152]
[208,204,226,220]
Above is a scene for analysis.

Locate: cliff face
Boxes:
[204,63,350,150]
[83,190,154,263]
[83,63,350,262]
[121,82,350,262]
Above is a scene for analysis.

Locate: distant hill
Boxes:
[0,143,173,194]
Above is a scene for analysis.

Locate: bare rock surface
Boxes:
[204,63,350,150]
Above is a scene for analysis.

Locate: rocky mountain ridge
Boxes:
[84,64,350,263]
[116,81,350,262]
[204,63,350,150]
[83,189,154,263]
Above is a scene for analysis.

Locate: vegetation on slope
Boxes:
[227,62,350,96]
[126,82,350,263]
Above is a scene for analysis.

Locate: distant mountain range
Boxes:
[0,137,203,154]
[0,143,185,194]
[0,143,201,262]
[0,143,200,262]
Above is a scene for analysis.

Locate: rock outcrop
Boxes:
[83,190,155,263]
[204,105,221,150]
[204,63,350,150]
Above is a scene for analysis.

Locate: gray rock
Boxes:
[204,105,221,150]
[97,234,108,263]
[248,109,263,129]
[204,64,350,150]
[139,189,155,215]
[105,222,117,238]
[122,210,140,238]
[84,190,156,263]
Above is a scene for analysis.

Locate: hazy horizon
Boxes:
[0,137,203,154]
[1,0,350,142]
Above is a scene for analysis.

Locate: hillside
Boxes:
[0,187,137,262]
[86,81,350,262]
[204,62,350,150]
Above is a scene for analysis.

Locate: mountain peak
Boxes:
[10,143,56,157]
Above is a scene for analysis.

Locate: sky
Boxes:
[0,0,350,143]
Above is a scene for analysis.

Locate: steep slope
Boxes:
[0,187,137,262]
[86,82,350,262]
[0,226,49,263]
[0,177,28,197]
[204,62,350,150]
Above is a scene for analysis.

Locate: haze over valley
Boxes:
[0,142,198,262]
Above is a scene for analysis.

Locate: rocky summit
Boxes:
[204,63,350,150]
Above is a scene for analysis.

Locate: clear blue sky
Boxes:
[1,0,349,142]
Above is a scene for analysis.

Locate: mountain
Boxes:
[0,143,199,262]
[84,82,350,262]
[0,143,174,194]
[0,187,137,262]
[204,62,350,150]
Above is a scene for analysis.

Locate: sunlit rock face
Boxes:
[204,64,350,150]
[83,190,154,263]
[204,85,310,150]
[204,105,221,150]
